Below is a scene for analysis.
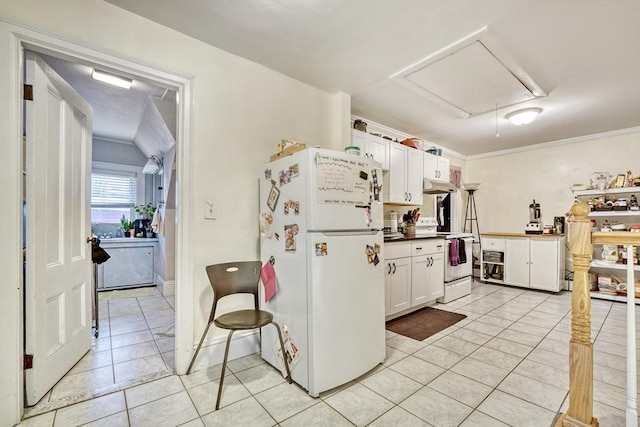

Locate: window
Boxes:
[91,162,144,223]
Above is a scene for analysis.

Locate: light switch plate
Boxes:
[205,201,217,220]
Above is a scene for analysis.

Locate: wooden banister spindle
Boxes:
[555,203,598,427]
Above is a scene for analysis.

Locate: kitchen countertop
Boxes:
[98,237,159,244]
[481,232,564,239]
[384,235,445,243]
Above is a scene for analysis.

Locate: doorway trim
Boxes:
[0,18,194,424]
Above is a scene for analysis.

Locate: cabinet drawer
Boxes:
[483,237,505,251]
[411,239,445,255]
[385,242,411,259]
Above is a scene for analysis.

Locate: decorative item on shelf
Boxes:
[590,171,612,190]
[120,215,135,238]
[352,119,367,132]
[400,138,423,150]
[426,146,443,156]
[344,146,360,156]
[271,139,306,161]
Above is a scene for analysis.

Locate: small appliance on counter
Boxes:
[525,199,543,234]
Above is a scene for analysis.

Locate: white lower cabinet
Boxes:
[502,236,564,292]
[385,239,445,316]
[98,239,158,290]
[385,243,411,315]
[504,238,529,287]
[411,241,444,305]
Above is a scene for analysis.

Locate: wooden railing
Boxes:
[555,203,639,427]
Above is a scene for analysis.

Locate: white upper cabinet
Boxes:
[350,129,389,170]
[423,152,450,183]
[384,143,423,205]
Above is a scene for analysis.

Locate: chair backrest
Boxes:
[205,261,262,318]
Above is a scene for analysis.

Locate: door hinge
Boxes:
[24,353,33,370]
[23,84,33,101]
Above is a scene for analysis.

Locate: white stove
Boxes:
[415,217,438,237]
[438,232,474,304]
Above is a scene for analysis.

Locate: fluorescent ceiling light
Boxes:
[506,108,542,126]
[92,69,132,89]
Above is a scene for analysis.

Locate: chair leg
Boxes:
[216,330,234,410]
[186,321,214,375]
[272,321,292,384]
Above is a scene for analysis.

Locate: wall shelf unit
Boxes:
[572,186,640,304]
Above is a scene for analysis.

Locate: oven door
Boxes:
[444,238,473,282]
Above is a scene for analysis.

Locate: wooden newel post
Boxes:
[555,203,598,427]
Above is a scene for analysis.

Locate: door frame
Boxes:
[0,19,194,424]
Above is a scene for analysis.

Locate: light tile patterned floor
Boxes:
[18,282,639,426]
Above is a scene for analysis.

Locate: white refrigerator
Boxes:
[259,148,385,397]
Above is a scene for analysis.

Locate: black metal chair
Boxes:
[186,261,291,410]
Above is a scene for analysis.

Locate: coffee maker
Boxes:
[525,199,542,234]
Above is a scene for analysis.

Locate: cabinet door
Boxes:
[406,147,424,205]
[385,143,408,204]
[437,156,450,183]
[530,239,560,291]
[102,246,154,288]
[504,238,529,287]
[411,254,429,306]
[423,152,438,181]
[368,134,389,170]
[428,252,444,300]
[387,257,411,315]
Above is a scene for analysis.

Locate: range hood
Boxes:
[423,178,458,194]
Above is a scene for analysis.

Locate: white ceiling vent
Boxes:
[389,27,546,118]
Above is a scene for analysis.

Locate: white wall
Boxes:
[0,1,348,421]
[465,131,640,234]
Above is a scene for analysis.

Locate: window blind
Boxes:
[91,172,136,207]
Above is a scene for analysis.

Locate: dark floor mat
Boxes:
[386,307,467,341]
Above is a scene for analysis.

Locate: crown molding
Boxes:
[350,116,639,162]
[466,126,640,160]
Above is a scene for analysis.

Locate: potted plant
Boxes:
[120,215,135,237]
[134,203,157,221]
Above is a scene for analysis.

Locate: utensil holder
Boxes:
[405,224,416,238]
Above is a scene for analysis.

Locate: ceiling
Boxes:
[98,1,639,156]
[39,53,174,158]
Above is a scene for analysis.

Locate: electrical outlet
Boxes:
[204,201,217,220]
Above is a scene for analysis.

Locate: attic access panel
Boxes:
[390,28,546,118]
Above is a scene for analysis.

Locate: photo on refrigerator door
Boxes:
[315,242,328,256]
[273,325,300,375]
[284,224,298,251]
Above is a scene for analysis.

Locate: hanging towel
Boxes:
[449,238,459,266]
[458,239,467,264]
[151,209,164,236]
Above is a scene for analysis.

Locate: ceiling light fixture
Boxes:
[506,108,542,126]
[142,156,163,174]
[91,69,132,89]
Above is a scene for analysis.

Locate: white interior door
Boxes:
[24,52,93,406]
